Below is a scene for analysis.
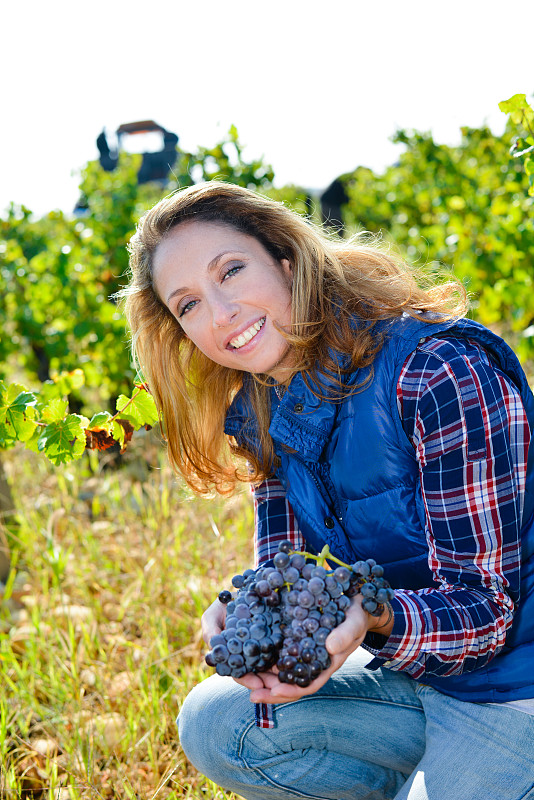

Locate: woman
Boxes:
[124,181,534,800]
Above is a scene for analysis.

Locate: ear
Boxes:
[280,258,293,283]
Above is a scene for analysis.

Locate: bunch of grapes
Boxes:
[205,541,394,687]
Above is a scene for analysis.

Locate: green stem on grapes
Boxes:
[292,544,351,570]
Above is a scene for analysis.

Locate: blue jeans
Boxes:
[178,649,534,800]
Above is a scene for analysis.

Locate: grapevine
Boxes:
[0,370,159,465]
[205,540,394,686]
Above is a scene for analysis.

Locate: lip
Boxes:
[224,316,266,351]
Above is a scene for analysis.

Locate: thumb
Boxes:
[325,617,358,655]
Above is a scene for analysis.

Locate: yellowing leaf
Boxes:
[0,384,38,443]
[116,388,159,430]
[41,399,69,424]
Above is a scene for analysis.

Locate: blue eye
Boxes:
[178,299,198,317]
[222,263,244,280]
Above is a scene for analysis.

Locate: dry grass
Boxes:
[0,431,252,799]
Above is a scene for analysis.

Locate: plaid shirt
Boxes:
[252,336,531,727]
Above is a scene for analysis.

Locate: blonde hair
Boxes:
[122,181,467,495]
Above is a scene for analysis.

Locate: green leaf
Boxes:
[499,93,528,114]
[111,419,126,448]
[116,388,159,430]
[499,93,534,125]
[87,411,113,432]
[41,399,69,423]
[37,414,90,465]
[525,156,534,176]
[0,384,38,442]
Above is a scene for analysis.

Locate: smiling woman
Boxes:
[121,181,534,800]
[152,221,293,380]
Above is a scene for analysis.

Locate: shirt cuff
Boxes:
[361,592,426,677]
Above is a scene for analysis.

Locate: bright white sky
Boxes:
[2,0,533,217]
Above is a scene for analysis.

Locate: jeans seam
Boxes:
[234,693,423,800]
[517,781,534,800]
[236,719,332,800]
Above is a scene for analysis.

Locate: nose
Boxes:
[210,291,239,328]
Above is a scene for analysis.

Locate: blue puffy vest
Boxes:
[225,315,534,702]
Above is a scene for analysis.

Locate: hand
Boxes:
[201,598,227,646]
[234,594,375,704]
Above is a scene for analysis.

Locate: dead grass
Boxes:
[0,431,252,799]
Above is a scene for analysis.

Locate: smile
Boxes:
[229,317,266,349]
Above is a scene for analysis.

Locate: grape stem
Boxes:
[292,544,349,570]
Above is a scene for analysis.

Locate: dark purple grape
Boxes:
[313,627,330,645]
[273,551,290,569]
[243,639,260,657]
[267,571,284,589]
[278,540,293,554]
[227,638,243,654]
[362,598,379,614]
[249,624,268,640]
[212,644,230,663]
[287,590,300,606]
[283,567,300,584]
[308,577,325,595]
[255,580,271,597]
[294,662,309,679]
[218,590,233,604]
[301,563,315,580]
[303,617,320,634]
[298,590,315,608]
[235,604,252,619]
[282,654,297,670]
[312,566,327,579]
[320,613,337,629]
[334,566,351,583]
[376,588,390,604]
[290,553,306,570]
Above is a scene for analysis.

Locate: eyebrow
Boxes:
[166,250,244,305]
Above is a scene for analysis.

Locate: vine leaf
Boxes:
[38,414,90,465]
[499,94,534,126]
[115,388,159,430]
[85,413,134,452]
[0,382,38,443]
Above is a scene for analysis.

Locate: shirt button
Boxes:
[324,516,335,529]
[294,403,304,413]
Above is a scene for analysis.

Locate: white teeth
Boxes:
[230,318,265,349]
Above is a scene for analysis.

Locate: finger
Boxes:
[326,606,367,655]
[233,673,265,691]
[250,658,342,704]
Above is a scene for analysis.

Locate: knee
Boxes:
[178,674,252,784]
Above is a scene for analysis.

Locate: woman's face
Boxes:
[153,220,294,380]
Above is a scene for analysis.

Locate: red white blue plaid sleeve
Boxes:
[365,336,530,678]
[251,335,530,725]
